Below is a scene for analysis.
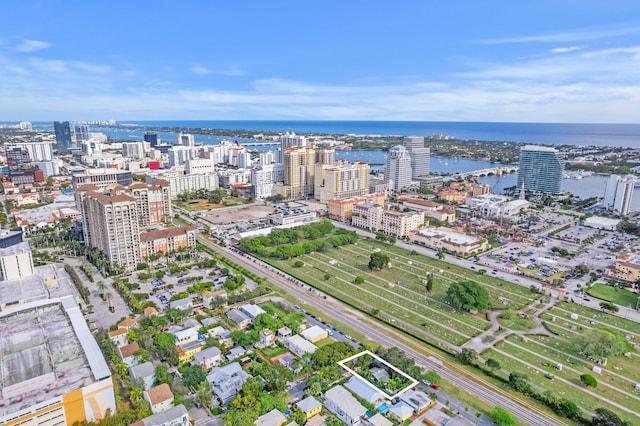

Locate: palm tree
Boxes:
[129,386,143,403]
[115,361,128,377]
[97,281,107,300]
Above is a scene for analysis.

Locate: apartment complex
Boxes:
[517,145,564,194]
[147,172,219,200]
[5,141,54,162]
[77,181,174,271]
[252,164,285,199]
[327,193,387,221]
[352,204,425,237]
[276,146,334,200]
[603,175,636,215]
[139,226,197,259]
[72,168,133,189]
[385,145,415,192]
[314,161,370,203]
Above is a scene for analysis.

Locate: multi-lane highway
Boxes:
[198,235,565,426]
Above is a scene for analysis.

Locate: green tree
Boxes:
[508,372,531,393]
[293,260,304,267]
[254,313,279,331]
[155,365,173,386]
[572,329,632,363]
[599,301,619,313]
[180,364,207,389]
[195,381,212,408]
[368,252,390,270]
[289,407,306,426]
[446,281,491,311]
[580,373,598,388]
[591,408,633,426]
[485,358,501,371]
[425,274,434,293]
[456,348,478,365]
[353,275,365,285]
[436,249,445,260]
[490,407,516,426]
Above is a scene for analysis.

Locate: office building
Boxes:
[168,146,200,168]
[186,158,216,175]
[54,121,72,154]
[0,241,35,281]
[74,123,90,145]
[144,132,158,147]
[517,145,564,194]
[0,296,116,425]
[404,136,430,179]
[6,147,31,172]
[603,175,636,215]
[314,161,370,204]
[6,142,54,162]
[176,133,195,146]
[385,145,414,192]
[72,168,133,189]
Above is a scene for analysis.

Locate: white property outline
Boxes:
[337,350,419,400]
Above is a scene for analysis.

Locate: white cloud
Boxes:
[189,64,245,76]
[483,25,640,44]
[74,61,112,74]
[189,65,210,75]
[550,46,583,54]
[29,58,67,72]
[16,39,52,52]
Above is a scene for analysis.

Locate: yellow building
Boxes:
[0,297,116,426]
[177,341,204,362]
[605,252,640,289]
[327,193,386,221]
[296,396,322,419]
[314,160,370,203]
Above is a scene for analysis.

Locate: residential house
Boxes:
[118,342,140,367]
[130,362,155,390]
[399,390,432,415]
[277,326,292,338]
[363,413,393,426]
[227,308,251,329]
[324,385,367,425]
[182,318,202,329]
[259,329,275,347]
[345,376,386,408]
[174,327,199,345]
[203,289,227,307]
[108,328,128,347]
[254,409,287,426]
[170,297,193,311]
[388,401,413,422]
[296,396,322,420]
[192,346,223,370]
[143,306,159,317]
[370,367,390,383]
[285,335,317,357]
[278,353,300,372]
[227,346,246,361]
[240,303,266,320]
[143,383,174,414]
[207,362,251,404]
[130,404,190,426]
[118,317,140,331]
[301,325,328,343]
[177,341,204,363]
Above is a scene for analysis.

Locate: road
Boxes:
[197,235,565,426]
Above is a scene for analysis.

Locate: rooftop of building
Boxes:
[146,383,174,405]
[521,145,559,152]
[0,265,77,309]
[139,226,194,242]
[0,296,110,418]
[418,227,483,246]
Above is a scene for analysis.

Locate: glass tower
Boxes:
[517,145,564,194]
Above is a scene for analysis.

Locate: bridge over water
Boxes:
[454,166,519,178]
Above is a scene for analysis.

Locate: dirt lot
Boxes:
[201,203,274,224]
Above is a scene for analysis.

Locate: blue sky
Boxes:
[1,1,640,122]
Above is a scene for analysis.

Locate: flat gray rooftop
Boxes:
[0,265,77,310]
[0,297,110,418]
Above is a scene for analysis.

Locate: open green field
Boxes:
[175,199,223,211]
[586,284,640,308]
[546,302,640,335]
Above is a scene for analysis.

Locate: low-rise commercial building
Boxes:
[411,227,488,256]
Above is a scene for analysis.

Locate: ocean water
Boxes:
[25,120,640,148]
[124,120,640,148]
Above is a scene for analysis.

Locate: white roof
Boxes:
[286,335,317,354]
[241,303,266,318]
[174,327,198,341]
[301,325,327,341]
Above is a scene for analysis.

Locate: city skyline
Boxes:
[1,1,640,122]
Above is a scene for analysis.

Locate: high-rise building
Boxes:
[144,131,159,147]
[176,133,195,146]
[252,164,285,199]
[603,175,635,215]
[385,145,414,192]
[279,132,307,162]
[74,123,90,145]
[6,141,54,161]
[53,121,72,154]
[277,146,334,200]
[127,181,172,227]
[72,168,133,189]
[314,160,370,203]
[404,136,430,179]
[517,145,564,194]
[122,142,146,160]
[6,147,31,172]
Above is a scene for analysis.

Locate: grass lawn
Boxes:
[549,302,640,336]
[496,315,537,331]
[175,199,223,211]
[586,284,640,308]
